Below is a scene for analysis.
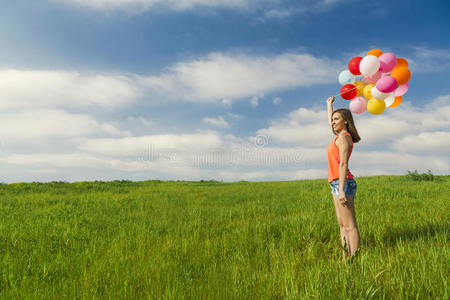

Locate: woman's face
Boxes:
[331,112,347,133]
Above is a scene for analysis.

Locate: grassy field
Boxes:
[0,175,448,299]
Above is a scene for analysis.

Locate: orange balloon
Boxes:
[367,49,383,57]
[389,96,402,108]
[396,58,408,68]
[391,68,411,85]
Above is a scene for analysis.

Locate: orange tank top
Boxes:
[327,131,354,183]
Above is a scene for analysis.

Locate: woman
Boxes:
[326,96,361,258]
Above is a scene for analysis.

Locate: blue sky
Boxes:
[0,0,449,182]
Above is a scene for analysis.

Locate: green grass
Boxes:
[0,176,448,299]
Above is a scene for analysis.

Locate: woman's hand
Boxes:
[338,191,349,206]
[327,96,335,105]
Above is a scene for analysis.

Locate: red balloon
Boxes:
[348,56,363,75]
[340,84,357,100]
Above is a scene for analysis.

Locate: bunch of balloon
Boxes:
[338,48,411,115]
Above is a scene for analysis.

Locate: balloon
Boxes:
[338,70,357,85]
[363,71,382,84]
[395,58,408,69]
[340,84,357,100]
[367,99,386,115]
[359,55,380,76]
[363,84,374,99]
[384,93,396,107]
[394,83,409,97]
[371,86,390,100]
[354,81,366,97]
[378,53,397,73]
[367,49,383,57]
[335,50,410,116]
[391,67,411,85]
[348,56,363,75]
[349,97,367,114]
[375,76,398,93]
[389,96,402,108]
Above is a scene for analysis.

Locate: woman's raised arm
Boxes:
[327,96,335,127]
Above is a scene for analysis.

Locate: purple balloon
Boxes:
[349,97,367,114]
[376,76,398,93]
[394,83,409,96]
[379,53,397,73]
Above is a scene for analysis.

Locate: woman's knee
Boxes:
[343,222,358,234]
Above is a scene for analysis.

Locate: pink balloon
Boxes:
[376,76,398,93]
[349,97,367,114]
[394,83,409,96]
[363,71,382,84]
[379,53,397,73]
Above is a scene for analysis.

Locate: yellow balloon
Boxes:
[354,81,366,97]
[367,99,386,115]
[363,84,374,99]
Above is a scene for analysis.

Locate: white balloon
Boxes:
[384,93,396,107]
[371,86,389,100]
[359,55,380,77]
[338,70,357,85]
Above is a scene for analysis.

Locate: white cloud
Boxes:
[0,151,318,182]
[0,153,203,177]
[0,109,129,140]
[0,70,140,110]
[126,116,154,126]
[78,133,319,168]
[54,0,346,15]
[430,94,450,107]
[257,96,450,149]
[250,96,259,107]
[392,131,450,154]
[264,9,293,19]
[202,115,230,128]
[410,47,450,73]
[88,92,450,178]
[137,116,154,126]
[351,151,449,174]
[212,169,314,181]
[247,94,449,176]
[272,97,282,105]
[0,60,448,182]
[222,99,233,107]
[227,112,243,119]
[54,0,252,11]
[4,153,113,169]
[140,52,342,103]
[78,131,224,157]
[1,118,449,182]
[256,107,330,147]
[261,0,345,20]
[0,51,341,110]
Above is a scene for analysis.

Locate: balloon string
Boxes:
[330,85,359,99]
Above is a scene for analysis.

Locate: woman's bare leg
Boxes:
[334,195,360,256]
[332,195,348,257]
[342,196,360,255]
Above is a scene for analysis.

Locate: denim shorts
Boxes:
[330,179,357,197]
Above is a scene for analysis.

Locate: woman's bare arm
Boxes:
[337,133,352,202]
[327,96,335,127]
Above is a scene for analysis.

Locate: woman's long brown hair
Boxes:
[332,108,361,143]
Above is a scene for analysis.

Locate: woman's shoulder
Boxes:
[336,131,352,145]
